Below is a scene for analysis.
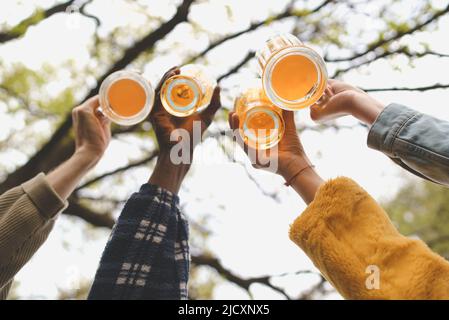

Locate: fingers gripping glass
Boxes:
[99,71,155,126]
[160,64,217,117]
[257,33,328,110]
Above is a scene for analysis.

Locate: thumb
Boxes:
[309,85,337,122]
[310,95,345,122]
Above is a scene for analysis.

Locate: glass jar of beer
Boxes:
[160,64,217,117]
[257,33,328,110]
[99,70,155,126]
[234,85,285,150]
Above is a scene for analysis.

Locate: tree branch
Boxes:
[364,83,449,92]
[188,0,334,63]
[64,197,115,229]
[217,52,255,82]
[0,0,195,193]
[75,150,159,191]
[79,0,101,26]
[331,47,449,78]
[0,0,76,43]
[191,254,292,299]
[297,275,327,300]
[326,3,449,63]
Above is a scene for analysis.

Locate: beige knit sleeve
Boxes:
[0,173,67,299]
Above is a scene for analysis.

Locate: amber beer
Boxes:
[234,86,285,150]
[160,64,216,117]
[257,33,328,110]
[99,71,155,125]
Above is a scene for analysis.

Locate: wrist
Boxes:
[279,155,324,204]
[289,165,324,205]
[72,148,102,170]
[148,151,190,194]
[351,92,385,126]
[279,154,312,182]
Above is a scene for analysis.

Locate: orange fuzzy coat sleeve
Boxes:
[289,177,449,299]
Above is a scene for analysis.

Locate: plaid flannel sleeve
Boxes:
[87,184,190,300]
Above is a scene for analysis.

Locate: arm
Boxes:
[0,173,66,299]
[0,96,110,299]
[87,155,190,300]
[230,104,449,299]
[310,80,449,186]
[88,67,221,300]
[367,103,449,186]
[289,177,449,299]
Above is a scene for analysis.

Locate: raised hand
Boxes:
[150,67,221,153]
[148,66,222,193]
[310,79,385,126]
[72,96,111,164]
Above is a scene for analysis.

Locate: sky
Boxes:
[1,0,449,300]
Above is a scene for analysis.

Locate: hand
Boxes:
[150,67,222,155]
[149,66,222,194]
[229,109,323,204]
[310,79,385,126]
[47,96,111,200]
[229,110,310,181]
[72,96,111,166]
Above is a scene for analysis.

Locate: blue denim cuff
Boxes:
[367,103,418,157]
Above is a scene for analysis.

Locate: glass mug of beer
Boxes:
[99,71,155,126]
[234,85,285,150]
[160,64,217,117]
[257,33,328,110]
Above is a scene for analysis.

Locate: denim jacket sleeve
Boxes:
[367,103,449,186]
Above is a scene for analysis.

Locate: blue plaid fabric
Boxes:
[88,184,190,300]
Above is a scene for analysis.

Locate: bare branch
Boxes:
[64,197,115,229]
[332,47,449,78]
[404,49,449,59]
[217,52,255,82]
[0,0,76,43]
[326,3,449,63]
[188,0,334,63]
[364,83,449,92]
[297,275,327,300]
[75,151,159,191]
[0,0,196,193]
[191,254,292,299]
[79,0,101,27]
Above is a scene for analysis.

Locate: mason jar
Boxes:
[234,85,285,150]
[257,33,327,110]
[99,70,155,126]
[160,64,217,117]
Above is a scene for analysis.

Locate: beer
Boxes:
[99,71,154,126]
[257,33,327,110]
[234,86,284,150]
[160,64,216,117]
